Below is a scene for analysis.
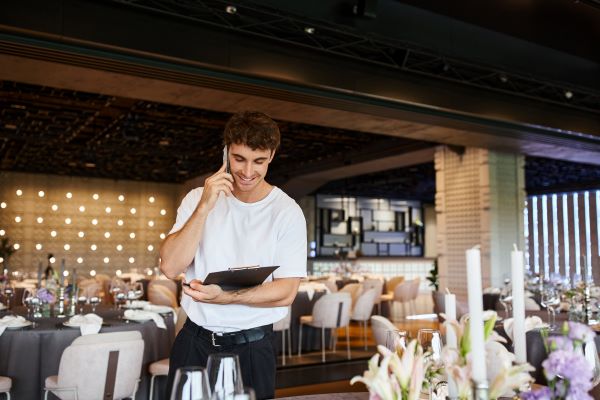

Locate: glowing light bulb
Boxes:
[14,216,21,223]
[66,192,72,199]
[147,245,154,251]
[160,209,166,216]
[130,208,136,215]
[104,232,111,239]
[90,244,97,251]
[128,257,135,264]
[13,243,20,250]
[92,193,99,200]
[148,220,154,227]
[92,219,98,225]
[118,195,125,202]
[79,205,85,212]
[36,243,42,250]
[65,218,72,225]
[129,232,136,239]
[16,189,22,196]
[38,190,45,198]
[64,244,70,251]
[149,196,155,203]
[103,257,109,264]
[50,231,57,237]
[51,204,58,211]
[77,257,83,264]
[78,231,85,238]
[37,217,44,224]
[117,219,124,226]
[105,207,111,214]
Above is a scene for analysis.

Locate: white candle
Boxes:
[445,291,458,398]
[466,246,487,384]
[511,247,527,364]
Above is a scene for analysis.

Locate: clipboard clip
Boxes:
[228,265,260,271]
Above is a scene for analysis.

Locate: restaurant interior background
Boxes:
[0,0,599,398]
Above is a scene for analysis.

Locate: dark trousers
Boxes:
[166,319,277,400]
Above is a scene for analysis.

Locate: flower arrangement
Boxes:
[350,340,435,400]
[520,321,597,400]
[36,287,56,304]
[442,311,534,399]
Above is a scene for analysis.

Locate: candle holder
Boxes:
[473,380,489,400]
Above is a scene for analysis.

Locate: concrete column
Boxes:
[435,146,525,300]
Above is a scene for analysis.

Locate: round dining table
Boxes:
[0,305,175,399]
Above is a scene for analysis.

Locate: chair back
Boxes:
[362,279,384,295]
[370,315,398,347]
[148,284,178,308]
[351,288,379,321]
[54,331,144,400]
[80,282,101,298]
[273,306,292,331]
[393,280,413,302]
[149,279,178,297]
[386,276,405,293]
[322,280,338,292]
[311,292,352,329]
[339,283,363,305]
[409,277,421,300]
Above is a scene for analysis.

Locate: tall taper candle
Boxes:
[445,290,458,398]
[466,246,487,384]
[37,260,43,288]
[60,258,65,287]
[511,246,527,364]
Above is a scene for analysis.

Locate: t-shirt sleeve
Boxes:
[168,188,202,235]
[272,204,307,279]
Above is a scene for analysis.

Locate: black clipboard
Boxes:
[203,265,279,291]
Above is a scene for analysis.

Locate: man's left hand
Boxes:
[183,279,226,304]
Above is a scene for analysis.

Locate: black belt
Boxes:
[184,319,272,347]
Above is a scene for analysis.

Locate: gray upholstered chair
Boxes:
[148,307,187,400]
[298,292,352,362]
[370,315,398,348]
[0,376,12,400]
[351,288,379,349]
[44,331,144,400]
[273,306,292,365]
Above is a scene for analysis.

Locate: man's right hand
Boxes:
[197,162,234,213]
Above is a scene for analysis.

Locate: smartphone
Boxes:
[223,145,230,174]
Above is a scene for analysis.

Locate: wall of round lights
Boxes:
[0,172,179,274]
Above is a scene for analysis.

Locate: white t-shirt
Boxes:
[169,186,307,331]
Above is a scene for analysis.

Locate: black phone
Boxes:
[223,145,230,174]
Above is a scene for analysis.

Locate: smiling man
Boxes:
[160,111,307,399]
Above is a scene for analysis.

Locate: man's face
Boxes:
[228,143,274,193]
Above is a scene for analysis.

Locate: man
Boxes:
[160,111,307,399]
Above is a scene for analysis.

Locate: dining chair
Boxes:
[351,288,379,349]
[148,307,187,400]
[370,315,398,347]
[0,376,11,400]
[380,276,404,313]
[298,292,352,362]
[408,277,421,315]
[339,283,363,308]
[44,331,144,400]
[147,282,178,308]
[362,278,384,314]
[392,280,413,320]
[273,306,292,365]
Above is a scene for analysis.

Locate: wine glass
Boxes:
[170,366,211,400]
[1,283,14,311]
[89,295,101,313]
[499,278,513,319]
[540,285,560,328]
[584,340,600,388]
[418,328,444,396]
[22,288,37,318]
[126,282,144,305]
[385,329,408,354]
[206,353,243,400]
[77,294,88,315]
[417,328,443,363]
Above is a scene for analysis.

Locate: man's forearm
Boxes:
[184,277,301,307]
[159,206,208,278]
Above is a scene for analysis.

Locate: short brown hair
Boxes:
[223,111,280,152]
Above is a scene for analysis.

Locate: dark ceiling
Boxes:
[0,80,433,184]
[2,80,599,201]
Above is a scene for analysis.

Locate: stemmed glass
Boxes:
[206,354,244,400]
[126,282,144,305]
[418,328,444,396]
[1,283,15,311]
[22,288,38,318]
[499,278,513,319]
[77,291,88,315]
[89,295,102,313]
[385,329,408,354]
[170,366,211,400]
[540,285,560,328]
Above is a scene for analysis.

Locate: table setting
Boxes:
[350,246,600,399]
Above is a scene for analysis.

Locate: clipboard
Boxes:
[203,265,279,291]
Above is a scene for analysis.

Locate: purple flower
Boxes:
[547,336,573,352]
[567,322,595,344]
[520,386,551,400]
[542,350,593,393]
[37,288,55,304]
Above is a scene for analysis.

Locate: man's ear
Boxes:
[269,149,276,162]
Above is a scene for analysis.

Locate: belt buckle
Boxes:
[211,331,221,347]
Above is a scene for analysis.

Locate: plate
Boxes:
[144,305,173,314]
[5,320,33,329]
[124,314,154,322]
[123,301,150,309]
